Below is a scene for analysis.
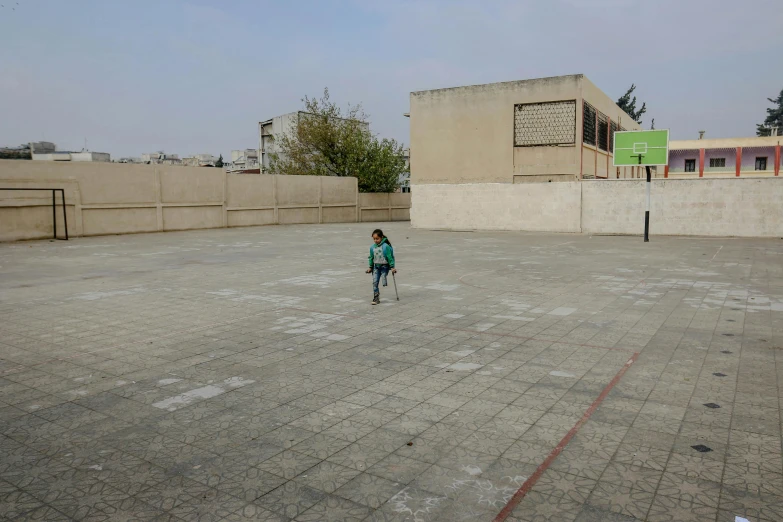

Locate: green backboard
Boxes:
[613,129,669,166]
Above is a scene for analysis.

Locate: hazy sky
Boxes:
[1,0,782,158]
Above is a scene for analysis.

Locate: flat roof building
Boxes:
[409,74,642,188]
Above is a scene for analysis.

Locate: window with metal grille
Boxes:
[513,101,576,146]
[755,157,767,170]
[609,121,618,152]
[685,159,696,172]
[709,158,726,168]
[582,102,596,146]
[597,113,609,151]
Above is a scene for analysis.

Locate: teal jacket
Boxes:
[369,238,395,268]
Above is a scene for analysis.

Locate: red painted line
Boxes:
[493,352,640,522]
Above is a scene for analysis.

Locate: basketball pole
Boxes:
[637,154,651,243]
[644,165,651,242]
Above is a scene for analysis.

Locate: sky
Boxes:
[1,0,782,159]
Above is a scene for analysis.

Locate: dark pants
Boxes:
[372,265,389,295]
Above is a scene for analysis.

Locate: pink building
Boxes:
[665,135,781,179]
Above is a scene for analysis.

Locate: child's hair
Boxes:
[372,228,392,247]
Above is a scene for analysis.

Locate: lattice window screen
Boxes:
[583,102,596,146]
[514,101,576,147]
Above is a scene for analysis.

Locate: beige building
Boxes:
[409,74,642,187]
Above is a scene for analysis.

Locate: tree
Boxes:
[650,118,655,130]
[215,154,224,168]
[617,84,647,124]
[269,88,407,192]
[756,88,783,136]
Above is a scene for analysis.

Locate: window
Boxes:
[582,102,596,146]
[597,113,609,151]
[755,157,767,171]
[709,158,726,168]
[513,101,576,146]
[684,159,696,172]
[609,121,618,153]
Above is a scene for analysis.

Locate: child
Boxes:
[366,228,396,305]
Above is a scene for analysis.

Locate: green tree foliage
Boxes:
[269,88,406,193]
[215,154,224,168]
[617,84,647,124]
[756,88,783,136]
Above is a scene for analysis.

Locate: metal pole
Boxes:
[60,189,69,240]
[644,165,651,242]
[52,189,57,240]
[392,272,399,301]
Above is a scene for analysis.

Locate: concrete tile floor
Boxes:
[1,222,782,522]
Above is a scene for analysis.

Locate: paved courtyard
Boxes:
[1,222,782,522]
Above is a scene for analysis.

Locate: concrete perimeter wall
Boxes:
[411,183,582,233]
[0,160,410,242]
[412,178,783,237]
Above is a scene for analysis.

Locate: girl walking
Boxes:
[366,229,396,305]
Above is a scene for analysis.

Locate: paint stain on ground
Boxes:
[549,370,576,378]
[152,376,254,411]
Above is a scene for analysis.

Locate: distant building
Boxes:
[32,149,110,162]
[30,142,56,154]
[229,149,259,171]
[142,152,181,165]
[116,157,143,164]
[182,154,217,167]
[258,112,370,172]
[1,141,57,160]
[398,148,410,193]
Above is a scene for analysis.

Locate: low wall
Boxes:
[0,160,410,242]
[411,183,582,233]
[359,192,412,223]
[412,178,783,238]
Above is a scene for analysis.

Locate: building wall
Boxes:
[0,160,411,242]
[411,179,783,238]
